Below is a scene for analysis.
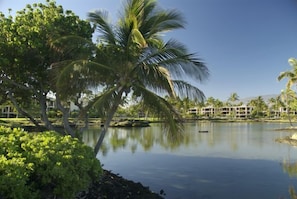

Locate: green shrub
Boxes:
[0,126,102,199]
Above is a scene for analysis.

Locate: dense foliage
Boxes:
[0,126,102,199]
[0,0,93,135]
[56,0,209,153]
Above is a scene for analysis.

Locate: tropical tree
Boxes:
[268,95,285,118]
[278,57,297,126]
[205,97,223,108]
[280,89,297,126]
[0,1,93,135]
[57,0,209,154]
[278,58,297,89]
[247,96,268,118]
[204,97,223,118]
[227,92,239,106]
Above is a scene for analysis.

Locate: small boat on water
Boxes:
[199,130,209,133]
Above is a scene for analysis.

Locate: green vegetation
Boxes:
[55,0,209,154]
[0,1,208,197]
[0,0,209,154]
[0,0,93,136]
[0,126,102,199]
[3,0,297,198]
[278,58,297,130]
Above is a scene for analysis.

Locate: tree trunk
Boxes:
[288,107,293,127]
[8,91,41,128]
[73,96,89,134]
[39,93,55,131]
[81,112,89,132]
[56,96,76,137]
[94,90,123,155]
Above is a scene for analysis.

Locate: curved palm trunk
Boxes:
[79,112,89,133]
[94,90,123,155]
[39,93,55,131]
[287,107,294,127]
[56,96,76,137]
[73,97,89,133]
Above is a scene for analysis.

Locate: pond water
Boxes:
[83,122,297,199]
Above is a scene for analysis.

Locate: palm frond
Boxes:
[50,35,95,59]
[132,61,176,96]
[143,10,185,37]
[278,71,293,81]
[134,85,183,134]
[54,59,115,99]
[88,10,116,44]
[87,86,119,118]
[124,0,145,28]
[139,39,209,82]
[161,40,209,80]
[173,80,205,102]
[132,0,185,37]
[128,28,147,49]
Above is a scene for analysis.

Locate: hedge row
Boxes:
[0,126,102,199]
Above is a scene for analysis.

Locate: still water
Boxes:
[83,122,297,199]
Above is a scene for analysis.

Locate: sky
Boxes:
[1,0,297,101]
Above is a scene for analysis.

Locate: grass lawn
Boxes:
[0,118,32,127]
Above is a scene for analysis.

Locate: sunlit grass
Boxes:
[0,118,32,127]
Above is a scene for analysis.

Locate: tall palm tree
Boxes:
[278,58,297,89]
[227,92,239,106]
[57,0,209,154]
[278,57,297,126]
[268,96,285,118]
[280,88,297,126]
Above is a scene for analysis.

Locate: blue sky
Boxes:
[1,0,297,101]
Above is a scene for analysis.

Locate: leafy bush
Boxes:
[0,126,102,199]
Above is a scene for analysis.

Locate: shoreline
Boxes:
[276,136,297,147]
[80,169,164,199]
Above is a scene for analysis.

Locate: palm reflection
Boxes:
[83,123,217,155]
[283,161,297,199]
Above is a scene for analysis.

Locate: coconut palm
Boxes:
[278,58,297,89]
[228,92,239,105]
[57,0,209,154]
[278,58,297,126]
[268,96,285,118]
[247,96,268,117]
[280,88,297,126]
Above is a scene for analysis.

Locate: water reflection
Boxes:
[283,160,297,199]
[83,122,216,155]
[82,122,297,199]
[83,122,296,160]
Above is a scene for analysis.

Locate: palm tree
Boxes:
[247,96,268,117]
[280,88,297,126]
[57,0,209,154]
[228,92,239,106]
[278,58,297,89]
[268,96,285,118]
[278,57,297,126]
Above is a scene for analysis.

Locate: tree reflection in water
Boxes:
[82,122,297,198]
[82,122,214,155]
[283,161,297,199]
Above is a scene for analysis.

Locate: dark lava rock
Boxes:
[78,170,165,199]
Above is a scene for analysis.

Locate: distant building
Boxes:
[187,107,200,115]
[1,95,87,118]
[188,105,253,118]
[188,105,297,119]
[201,106,217,117]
